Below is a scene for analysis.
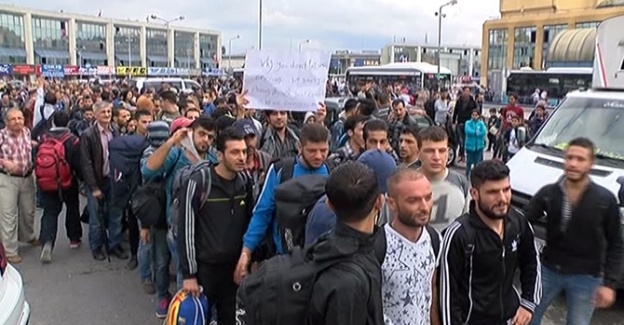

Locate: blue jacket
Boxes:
[464,119,487,152]
[305,195,336,246]
[243,156,331,255]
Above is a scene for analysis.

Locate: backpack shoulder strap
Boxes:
[197,165,213,210]
[274,157,296,184]
[455,215,476,269]
[425,225,441,260]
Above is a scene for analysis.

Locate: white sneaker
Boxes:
[40,243,52,264]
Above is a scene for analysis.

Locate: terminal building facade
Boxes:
[0,4,222,71]
[481,0,624,88]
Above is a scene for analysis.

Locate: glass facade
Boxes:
[174,31,194,68]
[575,21,599,28]
[75,21,107,66]
[146,28,168,67]
[487,29,508,70]
[114,26,141,66]
[513,26,536,69]
[32,16,70,64]
[542,24,567,67]
[199,33,218,68]
[0,12,26,63]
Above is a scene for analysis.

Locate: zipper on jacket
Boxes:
[500,245,506,320]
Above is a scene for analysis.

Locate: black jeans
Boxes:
[39,185,82,247]
[126,208,139,256]
[197,263,238,325]
[457,123,466,158]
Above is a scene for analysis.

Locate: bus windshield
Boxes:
[532,96,624,165]
[346,73,451,92]
[507,71,592,105]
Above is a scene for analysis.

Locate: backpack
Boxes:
[170,160,214,238]
[165,289,211,325]
[32,105,52,141]
[35,132,75,193]
[272,157,337,253]
[108,135,150,209]
[236,240,370,325]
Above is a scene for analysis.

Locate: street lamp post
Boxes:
[258,0,263,50]
[228,35,240,70]
[150,14,185,68]
[436,0,458,75]
[298,39,310,52]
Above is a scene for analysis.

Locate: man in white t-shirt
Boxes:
[415,126,470,233]
[382,168,441,325]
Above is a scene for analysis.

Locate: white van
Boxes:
[134,77,201,94]
[507,15,624,251]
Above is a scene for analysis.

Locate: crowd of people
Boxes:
[0,75,620,325]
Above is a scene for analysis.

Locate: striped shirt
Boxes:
[558,178,573,232]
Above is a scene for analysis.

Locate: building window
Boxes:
[114,26,141,66]
[513,26,536,69]
[146,28,168,67]
[174,31,195,68]
[0,13,26,63]
[199,34,218,68]
[542,24,567,68]
[487,29,508,70]
[576,21,599,29]
[32,17,70,65]
[75,22,107,66]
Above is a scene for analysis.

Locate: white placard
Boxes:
[242,50,331,112]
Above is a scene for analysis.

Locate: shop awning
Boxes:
[80,51,107,60]
[0,48,26,57]
[147,55,169,63]
[34,49,70,59]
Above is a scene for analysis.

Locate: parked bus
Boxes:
[506,67,592,106]
[345,62,452,93]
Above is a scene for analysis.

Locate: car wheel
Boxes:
[447,145,456,167]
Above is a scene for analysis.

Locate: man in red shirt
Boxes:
[501,94,525,130]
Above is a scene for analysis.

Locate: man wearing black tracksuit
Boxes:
[452,87,477,162]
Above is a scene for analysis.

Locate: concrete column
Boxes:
[468,47,474,76]
[194,32,200,69]
[416,46,422,62]
[168,28,175,68]
[140,26,147,67]
[68,18,77,65]
[216,32,222,68]
[506,26,515,70]
[106,22,114,67]
[24,13,34,65]
[533,23,544,69]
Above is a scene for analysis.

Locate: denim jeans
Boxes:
[457,123,466,158]
[529,265,601,325]
[465,150,484,177]
[137,227,170,298]
[39,185,82,247]
[167,229,184,290]
[86,179,123,253]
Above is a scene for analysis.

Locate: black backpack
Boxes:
[236,238,369,325]
[32,105,51,141]
[272,157,336,253]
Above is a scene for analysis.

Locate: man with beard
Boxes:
[258,110,300,158]
[439,160,541,325]
[526,138,623,325]
[232,119,272,200]
[382,168,441,325]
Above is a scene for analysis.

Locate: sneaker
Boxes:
[155,296,171,319]
[40,243,53,264]
[29,238,41,246]
[143,279,156,295]
[69,240,81,249]
[7,255,22,264]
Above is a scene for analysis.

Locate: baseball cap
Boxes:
[357,149,397,194]
[170,117,193,133]
[233,119,258,137]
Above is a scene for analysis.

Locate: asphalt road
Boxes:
[11,186,624,325]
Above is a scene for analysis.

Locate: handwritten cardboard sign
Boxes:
[242,50,331,112]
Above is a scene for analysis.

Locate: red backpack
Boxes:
[35,133,74,192]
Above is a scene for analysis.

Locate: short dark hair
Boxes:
[392,99,405,108]
[567,137,595,159]
[401,124,420,140]
[416,126,447,148]
[215,115,236,134]
[343,98,358,113]
[363,119,388,143]
[300,123,330,145]
[378,92,391,105]
[344,115,368,133]
[216,126,245,153]
[191,116,215,131]
[134,109,152,120]
[51,110,69,127]
[44,91,57,106]
[357,98,377,116]
[509,93,518,100]
[470,160,510,189]
[160,90,177,104]
[326,161,380,223]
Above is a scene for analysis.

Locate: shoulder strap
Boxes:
[457,216,476,269]
[425,225,440,259]
[197,166,213,210]
[276,157,296,184]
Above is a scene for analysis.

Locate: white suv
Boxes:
[0,243,30,325]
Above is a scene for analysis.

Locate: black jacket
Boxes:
[80,124,120,191]
[453,95,477,125]
[526,180,623,288]
[306,223,384,325]
[178,167,254,279]
[439,202,541,325]
[42,127,82,183]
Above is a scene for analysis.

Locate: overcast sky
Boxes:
[6,0,500,54]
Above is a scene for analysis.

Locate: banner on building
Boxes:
[116,66,147,76]
[175,68,189,76]
[0,64,13,75]
[64,65,79,76]
[41,64,65,78]
[202,68,225,76]
[148,67,177,76]
[12,64,36,75]
[97,66,114,75]
[79,67,98,75]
